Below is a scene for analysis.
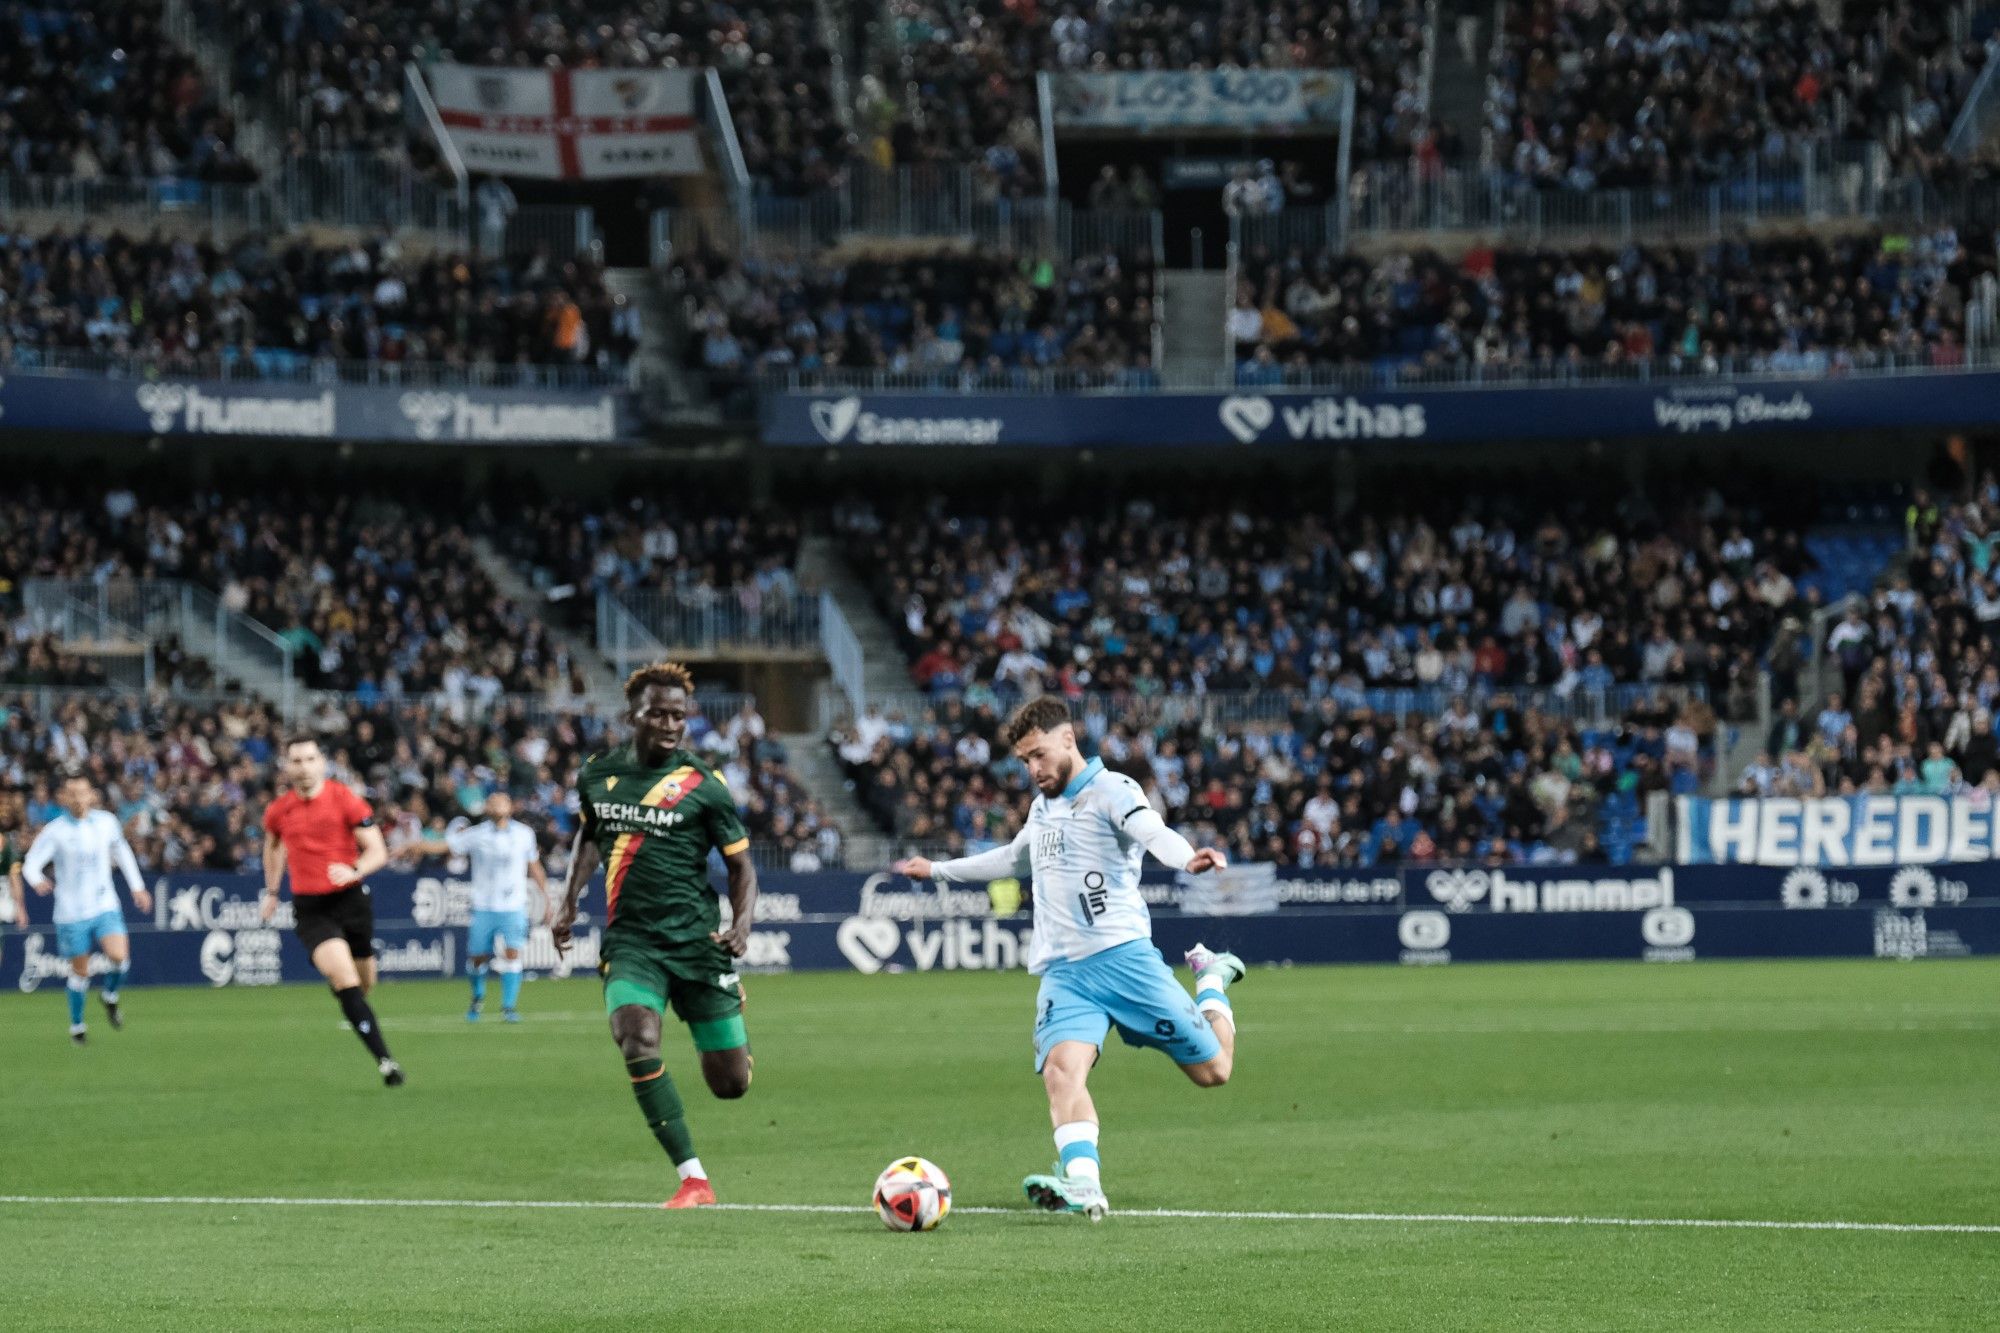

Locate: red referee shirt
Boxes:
[263,780,373,896]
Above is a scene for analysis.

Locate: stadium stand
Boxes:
[833,479,1820,702]
[670,228,1993,386]
[0,687,840,874]
[1231,228,1992,380]
[1484,0,1998,191]
[0,230,632,376]
[673,247,1160,384]
[1752,479,2000,800]
[830,688,1687,866]
[0,1,257,182]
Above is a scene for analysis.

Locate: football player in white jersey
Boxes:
[893,697,1246,1221]
[22,775,153,1044]
[408,792,548,1022]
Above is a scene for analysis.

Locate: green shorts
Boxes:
[600,937,747,1052]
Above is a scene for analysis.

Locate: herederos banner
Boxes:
[423,65,701,179]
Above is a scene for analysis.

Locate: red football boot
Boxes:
[663,1177,716,1209]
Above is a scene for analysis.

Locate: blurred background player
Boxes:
[893,697,1244,1222]
[3,814,23,934]
[22,775,153,1044]
[260,736,404,1086]
[406,792,548,1023]
[552,662,759,1209]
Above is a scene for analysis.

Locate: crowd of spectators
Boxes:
[672,227,1991,390]
[833,689,1696,867]
[678,246,1160,386]
[0,688,841,876]
[1484,0,1996,193]
[0,229,632,376]
[833,475,1822,716]
[1229,227,1990,383]
[1747,476,2000,801]
[501,495,810,641]
[0,1,258,183]
[1,480,585,698]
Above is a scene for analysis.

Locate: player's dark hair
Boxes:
[283,733,321,754]
[625,660,696,703]
[1001,696,1073,749]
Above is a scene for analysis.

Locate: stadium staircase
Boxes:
[603,269,686,410]
[1429,0,1493,158]
[772,536,919,858]
[1161,271,1230,387]
[468,539,627,702]
[797,535,919,702]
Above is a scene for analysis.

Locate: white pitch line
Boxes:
[0,1195,1996,1235]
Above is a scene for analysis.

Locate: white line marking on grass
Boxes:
[0,1195,1996,1235]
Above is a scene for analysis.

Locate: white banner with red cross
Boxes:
[424,65,702,179]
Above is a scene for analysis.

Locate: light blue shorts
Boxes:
[56,909,126,960]
[469,910,530,958]
[1033,939,1219,1072]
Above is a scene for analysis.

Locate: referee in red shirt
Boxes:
[259,734,404,1086]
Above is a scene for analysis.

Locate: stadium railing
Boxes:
[664,148,1999,268]
[742,345,1994,396]
[23,580,297,713]
[2,683,757,750]
[0,347,632,392]
[1337,146,1959,244]
[597,588,824,659]
[1944,38,2000,161]
[821,590,867,719]
[0,173,276,241]
[819,682,1710,734]
[273,154,474,247]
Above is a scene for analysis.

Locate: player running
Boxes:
[406,793,549,1022]
[552,662,759,1210]
[260,735,405,1086]
[22,775,154,1044]
[892,697,1245,1222]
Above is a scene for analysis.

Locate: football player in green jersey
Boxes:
[553,661,759,1209]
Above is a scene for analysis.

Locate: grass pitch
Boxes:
[4,959,1998,1330]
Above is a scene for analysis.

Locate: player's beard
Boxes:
[1041,753,1077,796]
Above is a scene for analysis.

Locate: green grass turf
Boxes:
[5,959,1999,1330]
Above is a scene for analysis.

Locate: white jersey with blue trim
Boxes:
[444,819,539,914]
[935,756,1190,974]
[22,810,144,925]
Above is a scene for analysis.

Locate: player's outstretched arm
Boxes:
[1125,806,1227,874]
[110,823,151,915]
[552,816,600,957]
[897,826,1032,885]
[712,847,759,957]
[22,828,54,894]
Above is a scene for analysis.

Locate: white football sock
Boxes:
[677,1157,707,1182]
[1054,1121,1101,1183]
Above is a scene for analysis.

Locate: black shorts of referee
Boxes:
[292,885,375,959]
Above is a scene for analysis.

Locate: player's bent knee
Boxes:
[705,1070,751,1099]
[609,1005,662,1062]
[699,1047,752,1099]
[1184,1055,1231,1087]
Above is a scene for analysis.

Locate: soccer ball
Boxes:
[873,1156,951,1232]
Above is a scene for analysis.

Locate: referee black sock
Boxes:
[333,986,393,1061]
